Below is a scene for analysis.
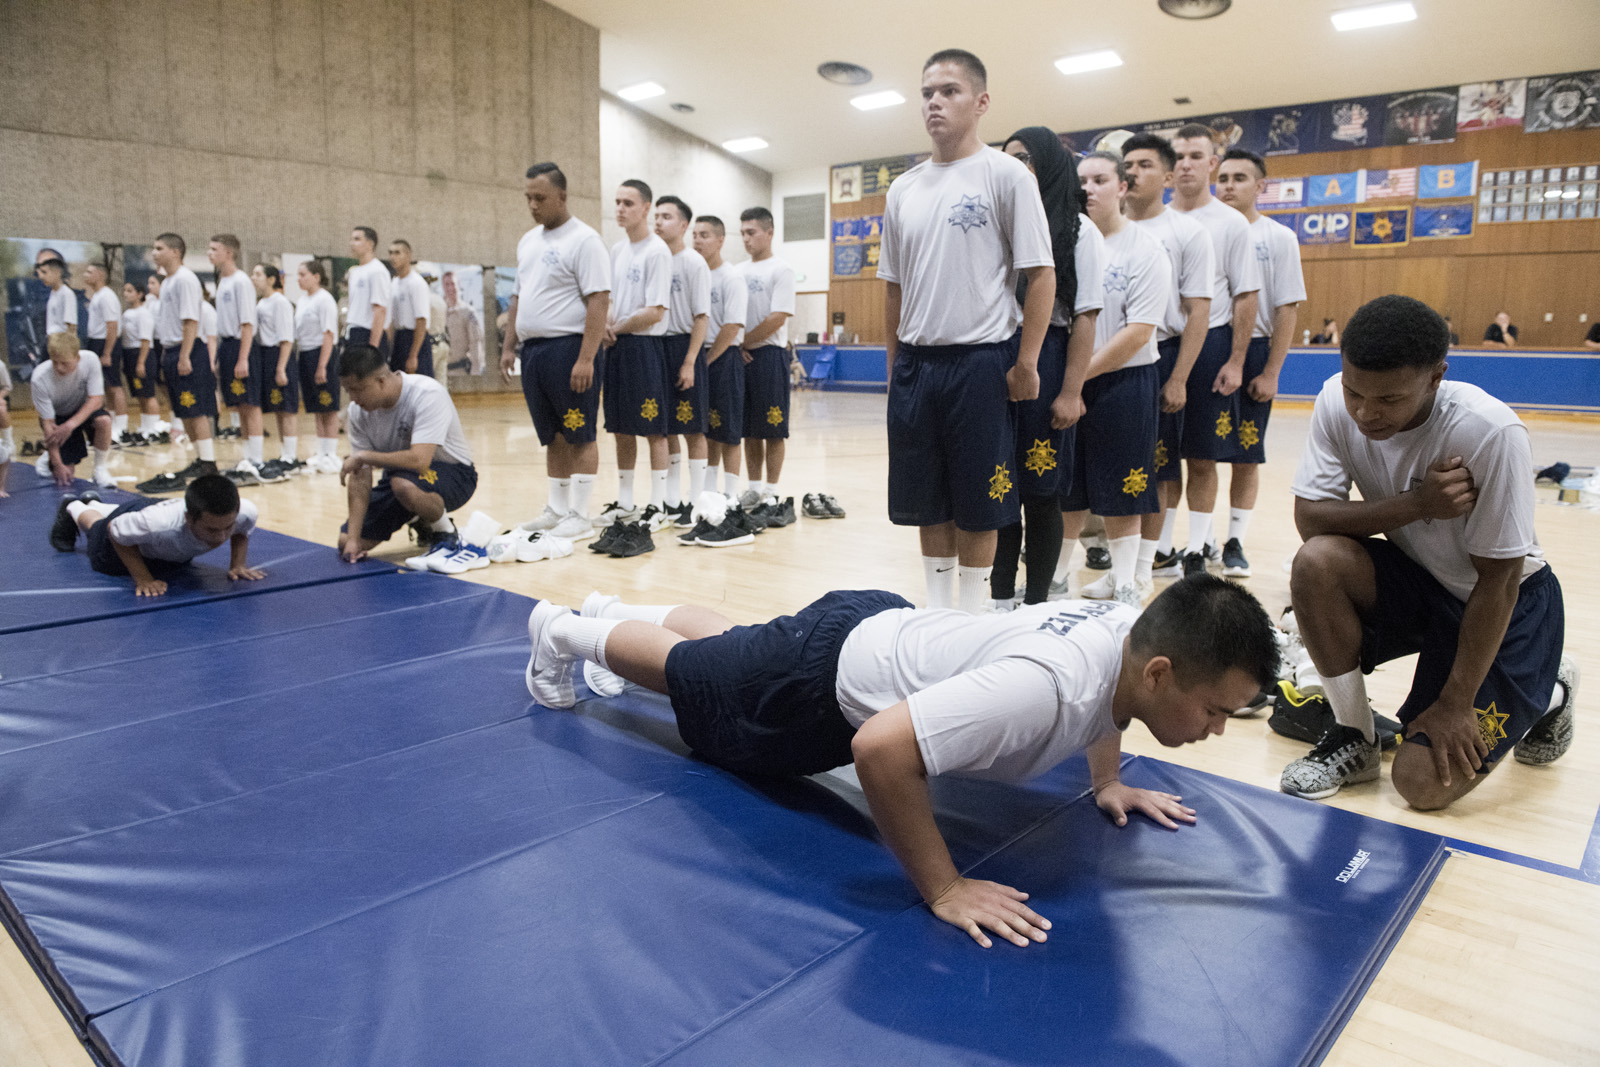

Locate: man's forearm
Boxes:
[102,326,119,362]
[229,533,251,571]
[706,323,740,363]
[1264,305,1297,376]
[615,307,664,336]
[112,540,155,584]
[345,472,372,538]
[409,318,427,360]
[1229,292,1258,362]
[1086,732,1123,792]
[370,307,387,336]
[355,445,436,473]
[853,708,961,903]
[501,297,520,356]
[1294,494,1422,540]
[580,293,609,362]
[1060,309,1098,398]
[743,312,788,348]
[1015,266,1056,370]
[1172,299,1211,382]
[1086,324,1154,380]
[179,319,197,362]
[884,282,902,369]
[1440,561,1522,709]
[686,314,709,359]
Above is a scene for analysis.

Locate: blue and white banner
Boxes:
[1418,162,1478,199]
[1290,210,1353,245]
[1306,172,1359,206]
[1413,203,1475,239]
[1352,208,1410,246]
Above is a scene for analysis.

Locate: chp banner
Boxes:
[1282,210,1353,245]
[1352,208,1411,247]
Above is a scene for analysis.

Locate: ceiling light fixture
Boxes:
[1055,50,1123,76]
[851,90,905,111]
[722,137,769,153]
[670,102,695,113]
[1330,2,1417,32]
[818,61,873,85]
[617,81,665,102]
[1158,0,1232,18]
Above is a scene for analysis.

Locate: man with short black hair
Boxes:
[209,234,263,476]
[345,226,391,355]
[37,256,78,343]
[654,194,712,523]
[736,206,797,524]
[1482,311,1518,348]
[141,232,220,491]
[386,239,433,377]
[691,216,748,504]
[82,263,127,443]
[1281,294,1574,807]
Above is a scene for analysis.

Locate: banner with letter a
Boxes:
[1307,172,1358,206]
[1419,162,1478,199]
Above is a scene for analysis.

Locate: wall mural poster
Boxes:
[1383,88,1458,145]
[1190,111,1271,156]
[1524,71,1600,132]
[1315,96,1386,152]
[831,164,863,204]
[1263,106,1316,156]
[1457,80,1527,131]
[432,264,484,376]
[0,238,109,383]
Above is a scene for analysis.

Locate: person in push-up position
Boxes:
[524,574,1277,949]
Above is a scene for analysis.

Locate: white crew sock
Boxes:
[430,513,455,533]
[549,614,621,669]
[112,414,128,438]
[687,458,707,502]
[247,435,264,464]
[649,468,667,508]
[957,565,991,614]
[570,474,595,519]
[67,501,89,521]
[1186,511,1213,556]
[140,414,160,435]
[1321,668,1374,743]
[93,447,111,468]
[226,410,240,429]
[924,555,958,609]
[281,435,298,461]
[196,438,215,462]
[764,478,779,502]
[618,469,635,510]
[593,600,678,626]
[1228,507,1253,544]
[549,477,571,514]
[724,471,739,498]
[666,454,683,507]
[1053,538,1078,584]
[706,464,721,495]
[1109,534,1140,591]
[317,437,337,459]
[1157,509,1179,554]
[749,480,766,499]
[1136,538,1159,584]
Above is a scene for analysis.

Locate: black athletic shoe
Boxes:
[670,502,696,528]
[50,495,80,551]
[609,522,655,558]
[1181,551,1207,578]
[21,441,38,457]
[1222,538,1251,577]
[820,493,846,518]
[589,521,625,553]
[695,514,756,547]
[763,497,797,528]
[1151,549,1182,578]
[254,459,292,483]
[1269,680,1400,750]
[1085,546,1111,570]
[177,458,218,481]
[677,518,715,545]
[136,470,189,494]
[802,493,830,519]
[730,508,766,536]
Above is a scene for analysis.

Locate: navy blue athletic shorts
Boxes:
[50,405,112,466]
[161,340,219,419]
[122,346,156,399]
[521,334,600,446]
[1014,324,1071,499]
[1154,337,1183,484]
[887,340,1018,531]
[1179,324,1241,461]
[1356,537,1564,765]
[742,343,790,440]
[1227,335,1273,464]
[299,347,341,414]
[706,345,744,446]
[87,499,186,578]
[663,333,708,435]
[261,347,300,414]
[1059,362,1160,517]
[216,336,264,408]
[92,338,122,388]
[602,334,669,436]
[351,461,479,543]
[389,328,434,377]
[664,589,914,776]
[344,325,390,362]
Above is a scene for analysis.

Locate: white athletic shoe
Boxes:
[487,532,522,563]
[405,538,457,571]
[516,531,573,563]
[525,601,577,708]
[549,513,596,541]
[988,597,1019,613]
[582,659,632,699]
[430,541,491,574]
[581,591,621,618]
[516,505,564,533]
[1046,576,1072,601]
[593,501,638,526]
[1080,572,1116,600]
[1113,583,1144,609]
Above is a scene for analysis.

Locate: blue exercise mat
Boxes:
[0,480,395,634]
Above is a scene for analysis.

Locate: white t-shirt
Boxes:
[1057,217,1107,328]
[46,286,78,336]
[347,373,473,467]
[109,498,260,563]
[1094,223,1170,369]
[256,293,294,348]
[32,355,104,422]
[153,267,202,347]
[1174,197,1261,330]
[294,289,339,350]
[86,287,122,340]
[515,217,611,341]
[345,259,392,333]
[119,305,151,349]
[666,248,711,335]
[1131,208,1213,342]
[835,600,1136,781]
[1291,376,1546,602]
[199,300,217,342]
[609,233,672,337]
[707,262,748,345]
[214,270,257,338]
[878,146,1054,346]
[1248,215,1306,339]
[389,271,431,331]
[741,256,796,348]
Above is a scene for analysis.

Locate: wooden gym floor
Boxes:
[3,389,1598,1066]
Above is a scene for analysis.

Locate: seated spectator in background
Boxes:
[1483,311,1518,348]
[1444,317,1460,347]
[1310,318,1338,345]
[1584,320,1600,349]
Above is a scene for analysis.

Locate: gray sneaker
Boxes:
[1113,583,1144,609]
[1280,725,1381,800]
[738,488,761,511]
[1515,654,1579,765]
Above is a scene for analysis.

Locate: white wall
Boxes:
[772,168,831,294]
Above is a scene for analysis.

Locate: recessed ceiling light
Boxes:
[818,61,873,86]
[722,137,768,153]
[617,81,665,102]
[1173,96,1192,105]
[670,102,695,113]
[1055,50,1123,76]
[1330,2,1416,31]
[851,90,905,111]
[1159,0,1232,18]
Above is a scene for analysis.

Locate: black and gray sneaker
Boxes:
[609,522,655,558]
[1085,546,1111,570]
[1182,551,1207,578]
[731,508,766,535]
[670,502,696,528]
[590,521,626,554]
[136,469,190,493]
[1280,725,1381,799]
[254,459,292,483]
[677,517,715,545]
[1222,538,1251,577]
[50,494,86,551]
[1515,654,1579,765]
[820,493,846,518]
[1151,548,1182,578]
[180,458,219,480]
[802,493,831,519]
[763,497,797,528]
[696,514,755,547]
[1268,680,1401,750]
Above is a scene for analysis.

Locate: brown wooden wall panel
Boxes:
[828,277,888,345]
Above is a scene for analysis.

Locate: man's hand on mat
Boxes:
[929,877,1050,949]
[134,577,168,597]
[1094,783,1196,829]
[1405,700,1488,787]
[229,566,266,582]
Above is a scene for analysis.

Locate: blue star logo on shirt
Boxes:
[627,267,643,283]
[1103,263,1129,293]
[747,277,765,294]
[946,194,992,233]
[671,275,682,292]
[1255,241,1271,262]
[541,249,560,266]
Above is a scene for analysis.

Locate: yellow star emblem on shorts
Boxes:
[178,390,197,408]
[1154,439,1169,471]
[1477,702,1509,749]
[987,463,1013,501]
[1024,438,1057,476]
[709,409,722,429]
[1215,410,1232,438]
[1122,467,1148,495]
[318,390,333,406]
[229,379,246,396]
[766,405,784,426]
[641,398,659,420]
[132,377,143,390]
[563,408,585,431]
[676,400,694,424]
[1238,419,1260,450]
[419,467,438,485]
[269,388,282,405]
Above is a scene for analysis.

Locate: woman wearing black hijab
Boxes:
[990,126,1101,606]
